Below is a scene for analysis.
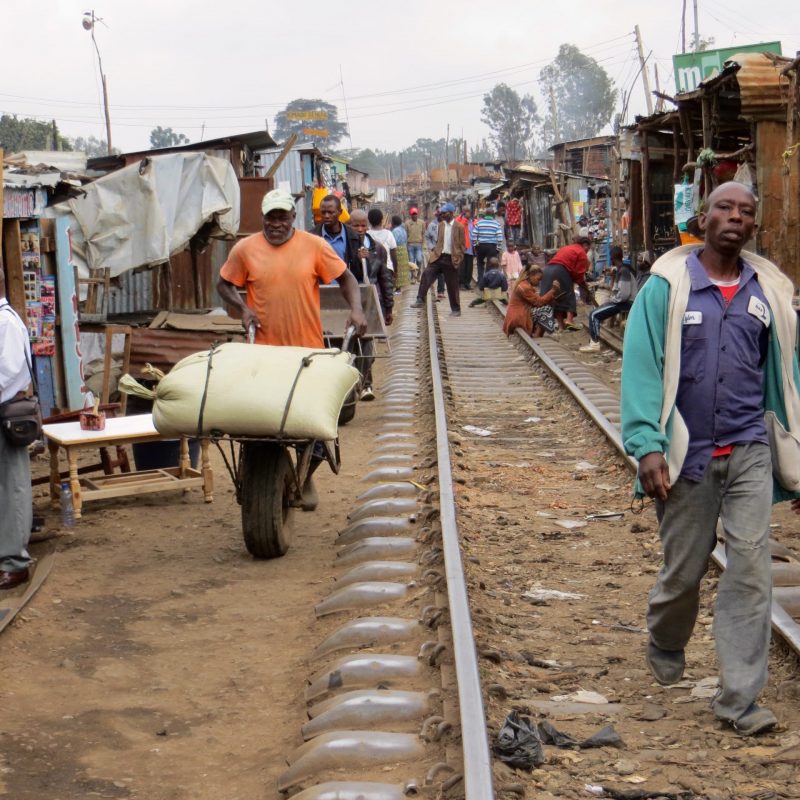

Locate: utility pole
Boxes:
[693,0,700,51]
[634,25,654,116]
[82,10,112,154]
[445,123,450,190]
[549,85,559,145]
[681,0,687,53]
[654,64,665,113]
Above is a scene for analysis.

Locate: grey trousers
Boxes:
[649,442,772,722]
[0,430,32,572]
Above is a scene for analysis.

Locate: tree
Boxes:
[539,43,617,147]
[480,84,539,163]
[0,114,71,152]
[70,135,116,158]
[469,138,496,162]
[274,99,349,147]
[149,126,189,149]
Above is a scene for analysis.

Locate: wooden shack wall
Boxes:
[756,120,799,283]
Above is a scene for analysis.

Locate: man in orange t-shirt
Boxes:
[217,189,367,347]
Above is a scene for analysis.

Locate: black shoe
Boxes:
[411,299,424,308]
[728,704,778,736]
[645,640,685,686]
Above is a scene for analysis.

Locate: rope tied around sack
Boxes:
[195,346,345,441]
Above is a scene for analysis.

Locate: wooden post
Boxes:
[701,95,713,203]
[678,106,695,163]
[778,61,800,280]
[265,133,298,180]
[1,219,26,315]
[672,122,682,184]
[641,131,654,258]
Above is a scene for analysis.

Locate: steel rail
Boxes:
[426,297,496,800]
[491,301,800,658]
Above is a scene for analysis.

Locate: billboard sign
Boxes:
[673,41,782,93]
[286,110,329,121]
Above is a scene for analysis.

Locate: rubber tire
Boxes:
[338,387,358,426]
[240,442,295,558]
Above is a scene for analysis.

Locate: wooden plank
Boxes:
[641,131,654,258]
[80,476,204,502]
[264,133,298,180]
[55,217,91,410]
[756,120,798,281]
[1,219,26,315]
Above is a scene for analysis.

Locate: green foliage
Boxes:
[0,114,71,152]
[539,44,617,147]
[273,99,349,147]
[480,84,539,162]
[149,126,190,149]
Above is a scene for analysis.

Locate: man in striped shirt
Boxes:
[472,206,505,285]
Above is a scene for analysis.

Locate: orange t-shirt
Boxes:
[220,230,346,348]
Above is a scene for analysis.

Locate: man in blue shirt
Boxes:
[621,182,800,736]
[312,195,352,263]
[472,206,505,286]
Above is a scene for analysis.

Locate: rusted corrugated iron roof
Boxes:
[704,52,791,119]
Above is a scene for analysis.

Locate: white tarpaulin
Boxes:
[48,152,239,278]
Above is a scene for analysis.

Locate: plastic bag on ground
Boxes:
[492,711,544,769]
[538,720,624,749]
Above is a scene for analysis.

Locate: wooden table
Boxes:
[43,415,213,519]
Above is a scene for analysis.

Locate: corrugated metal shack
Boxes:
[89,130,276,314]
[503,163,614,254]
[549,136,616,179]
[253,141,319,230]
[627,51,798,279]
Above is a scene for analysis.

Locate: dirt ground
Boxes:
[0,389,388,800]
[454,308,800,800]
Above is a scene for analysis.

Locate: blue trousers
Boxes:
[588,301,631,341]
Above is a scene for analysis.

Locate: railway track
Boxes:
[275,293,800,800]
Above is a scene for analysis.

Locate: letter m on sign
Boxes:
[677,66,702,92]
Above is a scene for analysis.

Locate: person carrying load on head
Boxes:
[216,188,368,509]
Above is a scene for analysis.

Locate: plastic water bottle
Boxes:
[60,481,75,528]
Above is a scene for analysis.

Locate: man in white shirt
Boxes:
[0,269,33,590]
[367,208,398,273]
[412,203,466,316]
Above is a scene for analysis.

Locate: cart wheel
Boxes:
[338,387,358,426]
[240,442,295,558]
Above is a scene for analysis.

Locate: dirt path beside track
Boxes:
[0,385,386,800]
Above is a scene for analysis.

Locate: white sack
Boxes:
[152,343,359,441]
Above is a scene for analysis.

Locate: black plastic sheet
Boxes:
[538,720,625,749]
[492,711,545,769]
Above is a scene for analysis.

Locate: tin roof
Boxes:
[726,52,792,119]
[679,51,792,120]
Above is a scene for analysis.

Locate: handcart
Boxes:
[213,324,358,560]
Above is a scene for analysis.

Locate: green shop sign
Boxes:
[673,41,782,93]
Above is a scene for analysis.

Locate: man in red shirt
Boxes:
[540,237,592,330]
[505,197,523,243]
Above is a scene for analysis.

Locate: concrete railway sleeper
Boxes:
[277,296,494,799]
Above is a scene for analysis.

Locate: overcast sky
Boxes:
[2,0,798,156]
